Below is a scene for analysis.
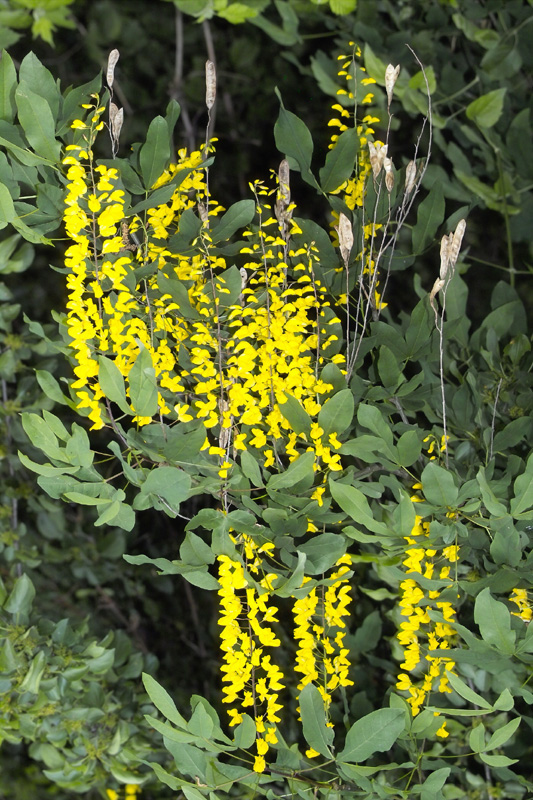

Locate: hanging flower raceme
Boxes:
[62,97,217,430]
[395,484,459,738]
[217,535,284,773]
[293,555,354,757]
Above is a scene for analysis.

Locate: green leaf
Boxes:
[240,450,263,487]
[98,356,131,415]
[142,673,188,727]
[396,431,421,467]
[446,670,491,709]
[329,0,357,14]
[477,467,507,516]
[145,762,182,791]
[0,49,17,123]
[466,89,506,129]
[19,52,60,118]
[299,683,333,757]
[377,345,402,390]
[485,717,520,752]
[19,650,46,694]
[141,466,191,510]
[469,722,486,753]
[279,393,312,436]
[319,127,359,193]
[339,708,405,763]
[297,533,347,574]
[36,370,68,405]
[233,715,256,749]
[139,115,171,189]
[180,531,215,567]
[21,412,63,460]
[3,573,35,615]
[267,451,315,491]
[317,388,354,438]
[479,753,518,767]
[211,199,255,243]
[490,517,521,567]
[357,403,394,447]
[129,183,179,215]
[421,462,458,507]
[128,346,158,417]
[412,182,445,254]
[420,767,450,800]
[0,181,15,227]
[493,417,532,452]
[274,90,318,190]
[474,588,515,655]
[511,454,533,517]
[163,739,208,780]
[329,479,388,535]
[15,81,61,161]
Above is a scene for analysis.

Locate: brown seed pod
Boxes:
[383,156,394,193]
[206,60,216,111]
[107,49,120,90]
[368,141,387,179]
[385,64,400,107]
[448,219,466,270]
[337,212,353,265]
[405,160,417,195]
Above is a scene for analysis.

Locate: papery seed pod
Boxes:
[368,141,387,179]
[429,277,445,311]
[337,212,353,265]
[385,64,400,107]
[109,103,123,142]
[107,49,120,90]
[206,60,216,111]
[383,156,394,193]
[439,232,452,280]
[448,219,466,269]
[405,160,417,195]
[278,158,290,205]
[198,201,209,223]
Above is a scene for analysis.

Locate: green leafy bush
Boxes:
[2,3,533,797]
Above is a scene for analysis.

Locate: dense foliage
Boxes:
[1,1,533,799]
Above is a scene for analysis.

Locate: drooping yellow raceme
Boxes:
[395,485,459,738]
[293,555,354,758]
[217,535,283,773]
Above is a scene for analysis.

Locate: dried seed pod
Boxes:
[429,277,445,311]
[278,158,290,206]
[385,64,400,107]
[206,60,216,111]
[109,103,123,157]
[405,160,417,195]
[107,49,120,90]
[439,232,452,280]
[198,201,209,223]
[383,156,394,193]
[337,212,353,265]
[448,219,466,269]
[109,103,123,140]
[368,141,387,179]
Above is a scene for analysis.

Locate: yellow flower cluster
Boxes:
[509,588,532,622]
[328,45,386,312]
[106,784,141,800]
[62,96,216,430]
[329,44,380,205]
[217,535,283,773]
[395,485,459,739]
[293,555,354,756]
